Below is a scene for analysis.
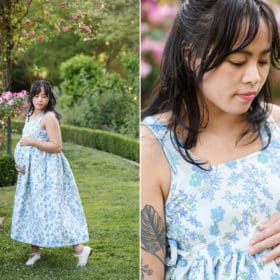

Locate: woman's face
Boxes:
[32,87,49,112]
[200,18,271,116]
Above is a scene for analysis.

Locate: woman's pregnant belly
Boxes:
[14,143,30,171]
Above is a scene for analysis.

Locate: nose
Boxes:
[242,63,262,86]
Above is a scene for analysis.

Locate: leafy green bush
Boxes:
[58,54,139,137]
[59,54,103,107]
[61,125,139,162]
[12,121,139,162]
[0,155,17,187]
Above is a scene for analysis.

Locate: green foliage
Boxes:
[61,125,139,162]
[9,0,139,91]
[12,121,139,162]
[59,54,103,107]
[12,32,94,90]
[0,155,17,187]
[59,54,139,137]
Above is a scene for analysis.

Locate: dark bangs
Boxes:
[27,80,61,120]
[191,0,279,82]
[142,0,280,169]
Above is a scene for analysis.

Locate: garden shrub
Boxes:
[59,54,103,107]
[0,155,17,187]
[13,121,139,162]
[58,54,139,138]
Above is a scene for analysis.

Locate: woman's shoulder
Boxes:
[269,103,280,128]
[41,111,59,128]
[141,111,172,126]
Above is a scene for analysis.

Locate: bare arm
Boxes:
[19,112,62,153]
[141,125,170,279]
[248,104,280,263]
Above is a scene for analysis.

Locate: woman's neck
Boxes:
[33,109,44,116]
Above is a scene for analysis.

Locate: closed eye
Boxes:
[229,61,246,67]
[258,61,269,66]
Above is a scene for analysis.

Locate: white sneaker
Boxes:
[75,246,92,267]
[26,252,41,265]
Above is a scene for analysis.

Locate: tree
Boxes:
[0,0,107,154]
[10,0,139,89]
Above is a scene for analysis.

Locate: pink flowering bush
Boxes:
[0,90,28,135]
[141,0,178,103]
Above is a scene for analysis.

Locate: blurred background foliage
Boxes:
[141,0,280,108]
[1,0,139,138]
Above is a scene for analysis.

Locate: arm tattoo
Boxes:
[141,258,153,280]
[141,204,166,266]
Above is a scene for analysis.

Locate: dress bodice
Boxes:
[142,115,280,279]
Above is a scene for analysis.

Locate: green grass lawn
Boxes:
[0,137,139,280]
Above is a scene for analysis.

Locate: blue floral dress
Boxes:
[142,115,280,280]
[11,113,89,247]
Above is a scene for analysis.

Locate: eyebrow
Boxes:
[231,48,272,56]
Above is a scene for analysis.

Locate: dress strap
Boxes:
[142,115,183,174]
[141,115,169,144]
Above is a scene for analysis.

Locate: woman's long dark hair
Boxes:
[142,0,280,168]
[27,80,61,121]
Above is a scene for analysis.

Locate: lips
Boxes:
[237,92,257,102]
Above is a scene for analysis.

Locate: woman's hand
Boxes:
[249,212,280,264]
[15,165,25,174]
[19,136,34,146]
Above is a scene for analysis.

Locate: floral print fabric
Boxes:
[11,114,89,247]
[142,116,280,280]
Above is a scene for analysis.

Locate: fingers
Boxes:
[15,165,25,174]
[248,232,280,257]
[259,244,280,264]
[250,225,279,246]
[250,213,280,246]
[258,212,280,229]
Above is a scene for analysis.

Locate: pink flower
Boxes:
[83,37,89,42]
[22,112,27,119]
[22,102,28,109]
[38,35,44,41]
[18,90,27,99]
[147,4,178,25]
[151,41,165,65]
[82,25,91,33]
[141,59,152,78]
[72,14,79,20]
[2,91,12,101]
[142,38,165,66]
[141,23,149,34]
[141,38,157,52]
[29,30,35,36]
[63,26,70,32]
[7,100,14,106]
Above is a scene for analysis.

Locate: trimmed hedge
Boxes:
[0,155,17,187]
[12,120,139,162]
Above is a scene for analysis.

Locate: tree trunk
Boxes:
[5,0,13,155]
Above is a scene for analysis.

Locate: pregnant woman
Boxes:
[12,80,92,267]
